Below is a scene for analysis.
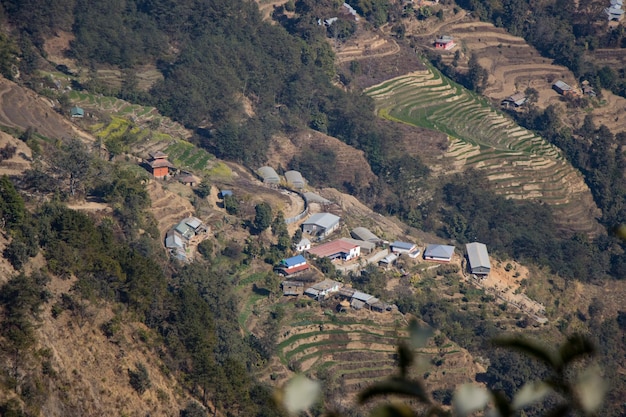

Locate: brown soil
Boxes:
[0,132,32,176]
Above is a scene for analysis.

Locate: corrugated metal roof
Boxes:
[553,80,572,90]
[282,255,307,268]
[303,213,340,230]
[284,170,305,188]
[184,216,203,230]
[350,227,380,242]
[424,244,455,259]
[307,239,357,258]
[340,237,375,251]
[352,291,374,302]
[391,241,416,251]
[257,166,280,183]
[466,242,491,270]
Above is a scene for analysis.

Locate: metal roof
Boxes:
[350,227,380,242]
[553,80,572,90]
[303,213,340,230]
[340,237,375,252]
[184,216,203,230]
[466,242,491,270]
[281,254,307,268]
[424,244,455,259]
[165,231,185,249]
[303,192,331,204]
[307,239,357,258]
[379,253,398,264]
[391,241,416,251]
[352,291,374,302]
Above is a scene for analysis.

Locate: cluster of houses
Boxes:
[552,80,596,98]
[164,216,208,262]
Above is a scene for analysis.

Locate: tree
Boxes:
[54,138,93,197]
[194,181,212,199]
[253,202,273,234]
[0,175,25,230]
[128,362,151,394]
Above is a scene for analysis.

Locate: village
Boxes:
[136,151,547,324]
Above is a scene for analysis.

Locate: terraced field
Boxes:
[260,305,480,404]
[365,65,603,237]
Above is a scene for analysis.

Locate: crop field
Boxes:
[365,64,603,237]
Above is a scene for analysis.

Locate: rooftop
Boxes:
[303,212,340,230]
[308,239,358,258]
[424,244,455,259]
[281,254,307,268]
[391,241,416,251]
[466,242,491,269]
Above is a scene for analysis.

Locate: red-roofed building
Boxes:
[147,151,175,179]
[307,239,360,261]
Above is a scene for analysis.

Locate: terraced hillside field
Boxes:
[365,65,603,237]
[260,305,481,406]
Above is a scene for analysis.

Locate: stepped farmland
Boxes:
[365,65,603,237]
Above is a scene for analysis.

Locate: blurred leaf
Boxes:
[491,390,511,417]
[453,384,490,417]
[279,374,321,415]
[574,364,608,413]
[371,403,416,417]
[512,381,552,410]
[408,319,433,349]
[558,334,595,368]
[359,376,430,404]
[397,342,414,377]
[493,336,559,370]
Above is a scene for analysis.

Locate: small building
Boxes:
[174,221,195,240]
[182,216,207,234]
[424,244,455,263]
[257,166,280,185]
[350,227,381,243]
[338,287,356,300]
[434,35,456,50]
[277,255,310,276]
[582,82,596,97]
[378,253,398,269]
[351,298,365,310]
[284,170,306,189]
[282,281,305,296]
[391,241,417,254]
[70,106,84,118]
[501,92,527,108]
[552,80,573,96]
[219,190,233,198]
[307,239,360,261]
[342,2,360,20]
[352,291,374,303]
[147,151,175,179]
[302,213,341,237]
[606,4,624,20]
[179,172,201,186]
[165,229,186,250]
[466,242,491,276]
[305,279,343,299]
[340,237,375,254]
[295,238,311,252]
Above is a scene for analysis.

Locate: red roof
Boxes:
[308,240,358,258]
[282,264,310,275]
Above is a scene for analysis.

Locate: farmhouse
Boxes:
[340,237,375,254]
[501,92,527,108]
[147,151,175,179]
[424,244,455,263]
[219,190,233,198]
[304,279,343,299]
[281,281,305,296]
[165,217,208,262]
[302,212,340,237]
[552,80,574,96]
[434,35,456,50]
[350,227,381,243]
[391,241,416,254]
[284,170,306,189]
[277,254,310,276]
[307,239,360,261]
[606,0,624,20]
[295,238,311,252]
[178,172,200,186]
[257,166,280,185]
[466,242,491,276]
[378,253,398,269]
[165,229,186,251]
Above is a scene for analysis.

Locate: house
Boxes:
[219,190,233,198]
[282,280,305,296]
[378,253,398,268]
[174,221,195,240]
[302,213,341,237]
[340,237,375,254]
[552,80,574,96]
[277,255,310,276]
[307,239,360,261]
[305,279,343,299]
[70,106,84,118]
[350,227,381,243]
[581,81,597,97]
[434,36,456,50]
[147,151,175,179]
[606,2,624,20]
[165,229,186,250]
[391,241,417,254]
[182,216,207,234]
[424,244,455,263]
[284,170,306,189]
[466,242,491,276]
[501,92,527,108]
[295,238,311,252]
[257,166,280,185]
